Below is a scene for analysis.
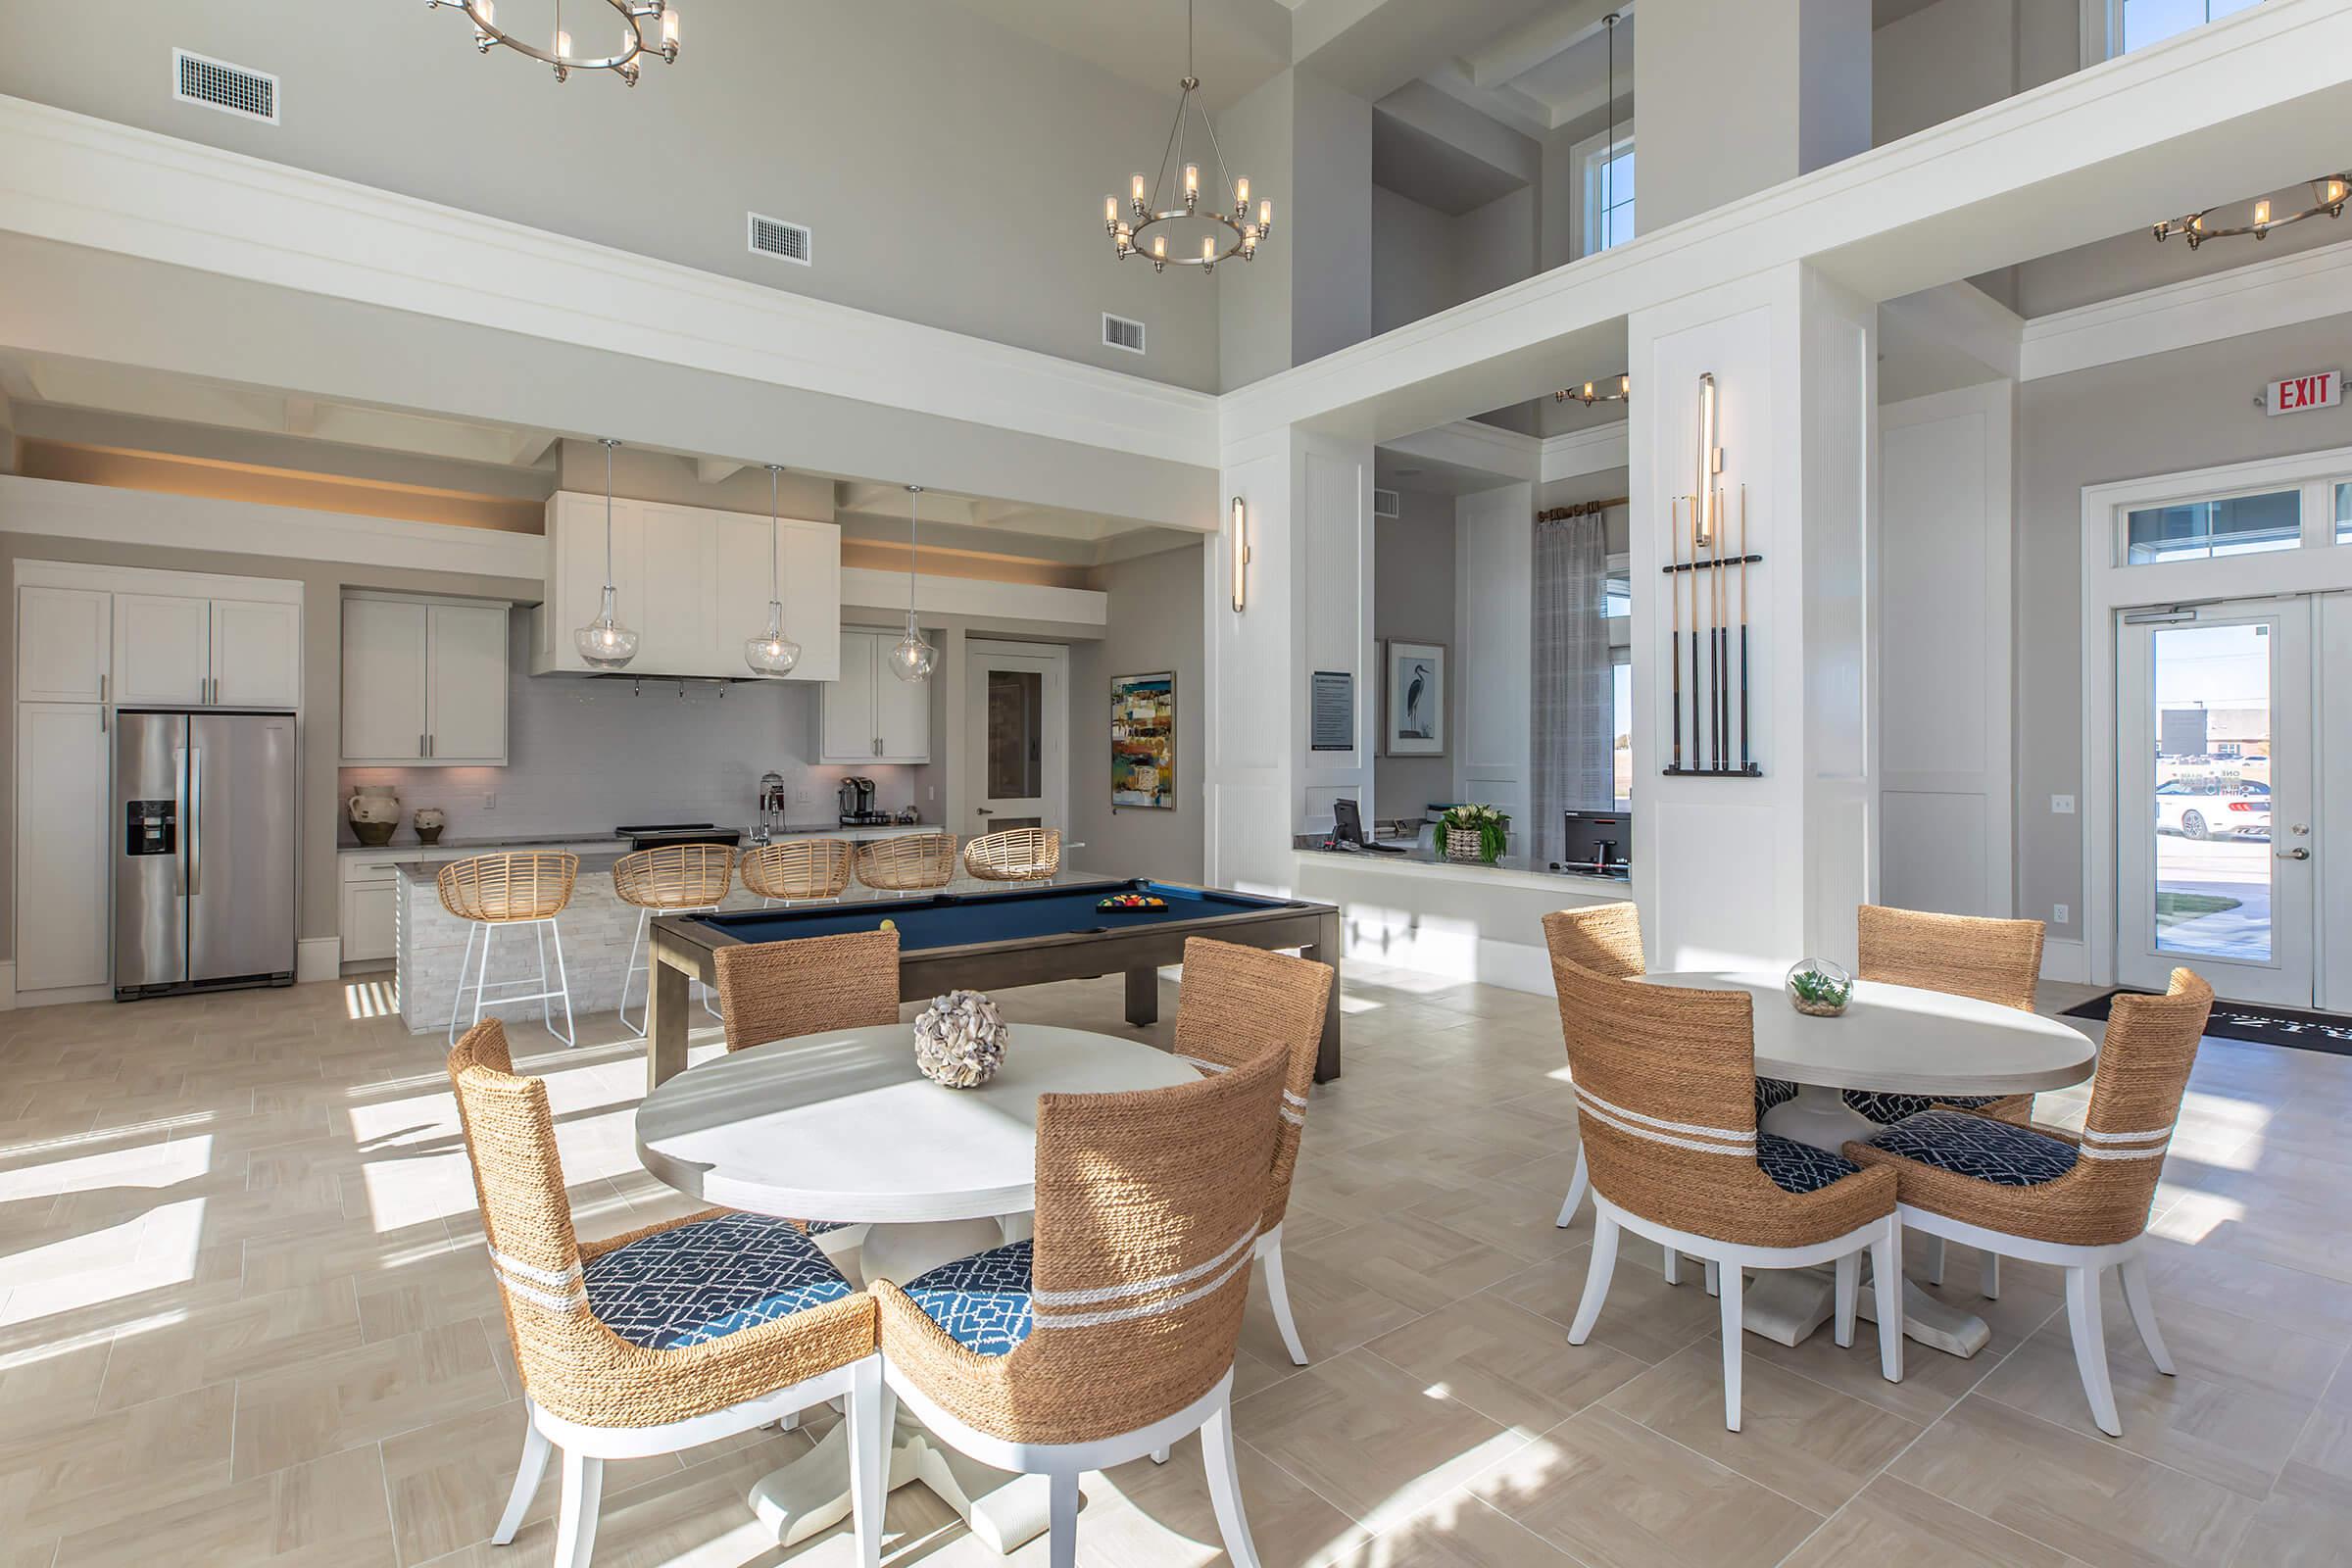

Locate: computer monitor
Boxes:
[1560,809,1633,877]
[1331,797,1368,844]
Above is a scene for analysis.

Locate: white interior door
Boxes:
[2117,598,2313,1005]
[2319,593,2352,1012]
[965,642,1066,837]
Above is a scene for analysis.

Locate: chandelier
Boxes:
[1104,0,1272,274]
[2153,174,2347,248]
[1557,375,1632,407]
[426,0,680,84]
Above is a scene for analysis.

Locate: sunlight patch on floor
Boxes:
[0,1133,212,1203]
[344,979,401,1020]
[0,1110,215,1158]
[0,1197,208,1325]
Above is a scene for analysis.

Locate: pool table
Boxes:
[644,878,1343,1091]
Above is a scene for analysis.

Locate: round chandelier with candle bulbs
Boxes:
[2153,174,2348,249]
[426,0,680,85]
[1102,0,1273,274]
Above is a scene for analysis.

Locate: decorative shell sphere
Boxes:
[913,990,1010,1089]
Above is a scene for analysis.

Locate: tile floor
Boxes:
[2,963,2349,1567]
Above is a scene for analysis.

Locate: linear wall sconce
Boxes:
[1230,496,1250,612]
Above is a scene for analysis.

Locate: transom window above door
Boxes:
[2125,488,2300,564]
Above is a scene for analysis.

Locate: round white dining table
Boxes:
[1637,971,2098,1356]
[633,1021,1200,1557]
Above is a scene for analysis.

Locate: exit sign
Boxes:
[2268,370,2342,416]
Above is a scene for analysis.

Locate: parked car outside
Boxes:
[2155,777,2271,839]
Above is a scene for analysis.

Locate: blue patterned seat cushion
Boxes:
[1843,1090,2007,1125]
[1754,1131,1862,1194]
[805,1220,848,1235]
[1864,1108,2079,1187]
[584,1213,853,1349]
[905,1239,1035,1356]
[1755,1077,1799,1119]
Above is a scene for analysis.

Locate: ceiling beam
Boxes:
[695,457,747,485]
[1465,0,1626,89]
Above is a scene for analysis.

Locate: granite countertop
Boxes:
[339,831,621,855]
[1297,842,1632,882]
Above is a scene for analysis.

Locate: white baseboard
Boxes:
[297,938,343,984]
[1475,937,1553,996]
[2040,937,2090,985]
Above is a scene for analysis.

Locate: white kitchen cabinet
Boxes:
[17,586,113,704]
[533,490,840,679]
[341,595,510,764]
[340,858,402,966]
[15,702,110,993]
[818,629,931,763]
[112,593,212,705]
[212,598,304,707]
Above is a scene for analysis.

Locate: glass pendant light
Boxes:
[743,464,803,676]
[887,484,938,683]
[574,437,640,669]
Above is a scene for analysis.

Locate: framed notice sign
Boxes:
[1310,670,1354,752]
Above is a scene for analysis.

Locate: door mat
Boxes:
[2062,990,2352,1058]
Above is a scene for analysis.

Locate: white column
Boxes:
[1454,481,1537,839]
[1205,426,1374,892]
[1628,262,1879,970]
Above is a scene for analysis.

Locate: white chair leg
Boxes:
[1704,1259,1720,1298]
[2066,1263,2122,1437]
[1980,1250,2001,1299]
[1150,1446,1169,1464]
[1201,1396,1263,1568]
[553,1448,603,1568]
[470,920,497,1031]
[1834,1250,1859,1348]
[847,1358,885,1568]
[2118,1253,2175,1376]
[449,921,482,1045]
[547,919,575,1048]
[1871,1220,1902,1384]
[1555,1148,1589,1228]
[1663,1246,1681,1287]
[1925,1235,1945,1286]
[1261,1229,1308,1366]
[1717,1263,1745,1432]
[618,906,651,1038]
[1047,1469,1081,1568]
[492,1408,550,1544]
[1568,1210,1619,1345]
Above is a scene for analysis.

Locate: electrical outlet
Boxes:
[792,786,812,805]
[2053,903,2070,925]
[481,792,498,809]
[2052,794,2075,814]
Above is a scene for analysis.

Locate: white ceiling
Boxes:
[934,0,1295,112]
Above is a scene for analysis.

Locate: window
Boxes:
[2091,0,2263,58]
[2336,481,2350,544]
[2124,488,2300,564]
[1578,132,1635,259]
[1602,557,1631,620]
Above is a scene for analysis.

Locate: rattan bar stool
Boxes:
[1547,937,1903,1431]
[612,844,733,1038]
[1846,968,2212,1438]
[854,831,957,895]
[1851,904,2047,1297]
[439,852,579,1049]
[871,1042,1290,1568]
[741,838,855,906]
[446,1020,886,1568]
[963,828,1061,882]
[1166,936,1332,1369]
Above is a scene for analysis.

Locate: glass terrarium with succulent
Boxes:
[1785,958,1854,1017]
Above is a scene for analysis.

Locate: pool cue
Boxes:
[1669,497,1684,770]
[1688,484,1702,769]
[1712,486,1728,768]
[1738,484,1751,771]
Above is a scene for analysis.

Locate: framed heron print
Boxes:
[1385,639,1446,756]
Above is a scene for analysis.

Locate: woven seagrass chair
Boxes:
[446,1019,885,1568]
[871,1041,1290,1568]
[855,832,957,894]
[1549,949,1903,1430]
[1846,968,2211,1438]
[1851,904,2048,1297]
[438,852,579,1049]
[612,845,732,1037]
[963,827,1062,882]
[741,838,855,905]
[1167,936,1332,1367]
[711,928,902,1054]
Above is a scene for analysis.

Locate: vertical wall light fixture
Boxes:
[1230,495,1250,612]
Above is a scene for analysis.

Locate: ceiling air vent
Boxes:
[748,213,812,266]
[172,48,278,124]
[1102,313,1147,356]
[1372,487,1401,519]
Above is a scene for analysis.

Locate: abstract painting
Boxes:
[1111,671,1177,808]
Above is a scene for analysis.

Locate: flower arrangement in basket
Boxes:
[1440,804,1510,865]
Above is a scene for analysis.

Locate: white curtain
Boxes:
[1531,506,1613,867]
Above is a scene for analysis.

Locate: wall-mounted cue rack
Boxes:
[1663,369,1761,778]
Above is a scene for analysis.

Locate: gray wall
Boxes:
[0,1,1223,392]
[2014,313,2352,943]
[1370,186,1457,335]
[1067,542,1205,882]
[1373,489,1456,821]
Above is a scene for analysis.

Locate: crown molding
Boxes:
[2019,236,2352,381]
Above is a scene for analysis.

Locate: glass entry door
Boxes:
[964,641,1067,839]
[2116,598,2313,1004]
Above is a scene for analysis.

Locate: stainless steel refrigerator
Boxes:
[113,709,299,999]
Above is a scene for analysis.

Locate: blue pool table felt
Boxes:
[681,880,1298,952]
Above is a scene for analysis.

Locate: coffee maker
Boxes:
[754,771,788,844]
[838,776,883,825]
